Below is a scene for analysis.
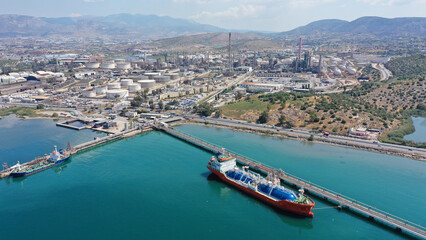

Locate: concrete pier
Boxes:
[0,127,147,179]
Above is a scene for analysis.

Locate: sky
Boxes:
[0,0,425,32]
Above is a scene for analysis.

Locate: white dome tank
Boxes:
[145,72,161,79]
[101,62,117,69]
[86,62,100,69]
[82,89,96,98]
[95,86,108,94]
[132,75,149,81]
[138,80,156,88]
[334,67,342,76]
[107,82,121,90]
[116,62,131,70]
[154,75,171,83]
[347,67,357,75]
[166,73,179,80]
[128,83,141,92]
[120,79,133,86]
[106,89,129,99]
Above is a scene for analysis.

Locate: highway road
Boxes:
[184,115,426,158]
[202,73,250,104]
[372,63,393,81]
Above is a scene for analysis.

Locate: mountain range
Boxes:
[0,14,424,40]
[280,16,426,37]
[0,14,224,39]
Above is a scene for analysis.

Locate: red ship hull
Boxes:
[208,166,314,217]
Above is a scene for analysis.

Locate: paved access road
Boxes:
[372,63,393,81]
[184,115,425,158]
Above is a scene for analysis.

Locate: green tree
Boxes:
[257,110,269,124]
[235,91,243,100]
[131,95,143,107]
[214,109,222,118]
[158,100,164,111]
[195,102,214,117]
[36,104,44,109]
[278,114,286,126]
[308,110,318,122]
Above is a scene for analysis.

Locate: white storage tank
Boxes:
[120,79,133,86]
[128,83,141,92]
[106,89,129,99]
[107,82,121,90]
[132,75,149,81]
[347,67,357,75]
[95,86,108,94]
[9,72,20,78]
[334,67,342,76]
[145,72,161,79]
[166,73,179,80]
[86,62,100,69]
[82,89,96,98]
[101,62,116,69]
[116,62,131,70]
[154,75,171,83]
[138,80,156,88]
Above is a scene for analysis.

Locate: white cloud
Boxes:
[288,0,338,8]
[70,13,82,17]
[191,4,265,19]
[173,0,281,4]
[357,0,425,5]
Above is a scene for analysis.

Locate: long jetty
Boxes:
[71,127,143,154]
[0,127,145,179]
[157,125,426,239]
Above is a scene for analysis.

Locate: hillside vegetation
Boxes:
[218,55,425,147]
[385,54,426,78]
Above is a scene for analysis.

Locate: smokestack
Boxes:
[298,37,302,60]
[228,32,232,72]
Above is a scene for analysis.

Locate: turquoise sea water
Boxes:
[0,120,424,240]
[404,117,426,143]
[0,115,107,166]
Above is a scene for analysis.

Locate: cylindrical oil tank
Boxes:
[101,62,116,69]
[347,67,357,75]
[86,62,100,69]
[128,83,141,92]
[138,80,155,88]
[116,62,131,70]
[154,75,171,83]
[132,75,149,81]
[166,73,179,80]
[145,72,161,79]
[107,82,121,90]
[120,79,133,86]
[106,89,129,99]
[82,89,96,98]
[95,86,108,94]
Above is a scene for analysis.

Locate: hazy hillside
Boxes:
[279,16,426,37]
[1,14,425,41]
[149,32,281,51]
[0,14,225,38]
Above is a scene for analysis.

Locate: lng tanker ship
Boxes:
[10,146,70,178]
[207,151,315,217]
